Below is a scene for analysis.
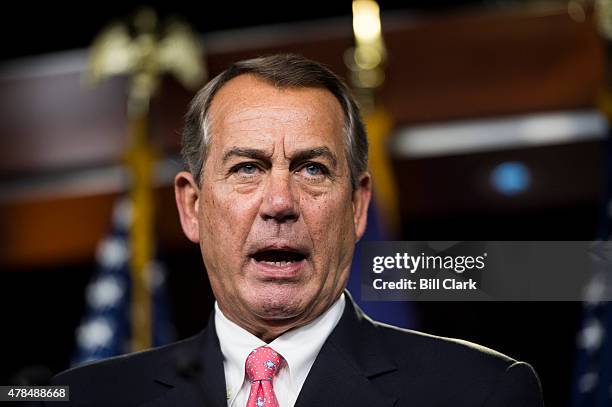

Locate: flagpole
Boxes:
[348,0,400,235]
[87,7,205,352]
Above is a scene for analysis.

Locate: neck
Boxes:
[222,308,311,342]
[216,294,343,342]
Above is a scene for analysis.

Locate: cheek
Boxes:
[199,184,259,247]
[302,192,355,252]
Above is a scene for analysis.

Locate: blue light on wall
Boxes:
[490,161,531,196]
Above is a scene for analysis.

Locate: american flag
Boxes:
[571,138,612,406]
[71,197,173,366]
[347,200,416,329]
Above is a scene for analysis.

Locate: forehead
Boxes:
[206,74,345,150]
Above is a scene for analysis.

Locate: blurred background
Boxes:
[1,0,611,406]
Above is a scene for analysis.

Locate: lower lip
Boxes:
[248,258,305,278]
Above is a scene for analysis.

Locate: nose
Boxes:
[259,170,299,223]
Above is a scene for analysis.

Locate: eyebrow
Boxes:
[221,146,338,168]
[222,147,271,164]
[290,147,338,168]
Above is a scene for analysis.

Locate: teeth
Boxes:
[260,260,295,266]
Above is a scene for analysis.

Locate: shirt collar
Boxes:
[215,294,346,396]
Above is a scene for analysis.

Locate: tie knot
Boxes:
[245,346,284,382]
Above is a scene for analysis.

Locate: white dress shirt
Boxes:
[214,294,346,407]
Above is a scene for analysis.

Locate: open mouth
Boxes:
[251,249,306,267]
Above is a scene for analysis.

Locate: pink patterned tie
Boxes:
[245,346,284,407]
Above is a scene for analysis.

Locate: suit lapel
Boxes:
[295,293,399,407]
[197,319,229,407]
[141,315,228,407]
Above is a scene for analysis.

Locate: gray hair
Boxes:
[181,54,368,188]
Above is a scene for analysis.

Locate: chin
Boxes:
[246,286,311,321]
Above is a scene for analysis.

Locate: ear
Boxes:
[174,171,201,243]
[352,171,372,242]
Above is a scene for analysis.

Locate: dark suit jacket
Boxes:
[49,295,544,407]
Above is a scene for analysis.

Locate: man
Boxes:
[51,54,544,406]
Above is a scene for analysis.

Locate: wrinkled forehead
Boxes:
[206,74,346,153]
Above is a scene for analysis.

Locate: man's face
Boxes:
[175,74,370,338]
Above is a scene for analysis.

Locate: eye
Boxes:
[230,163,261,177]
[304,164,323,176]
[238,163,258,174]
[297,162,328,179]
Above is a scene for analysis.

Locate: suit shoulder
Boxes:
[52,333,201,390]
[368,321,543,405]
[372,320,517,372]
